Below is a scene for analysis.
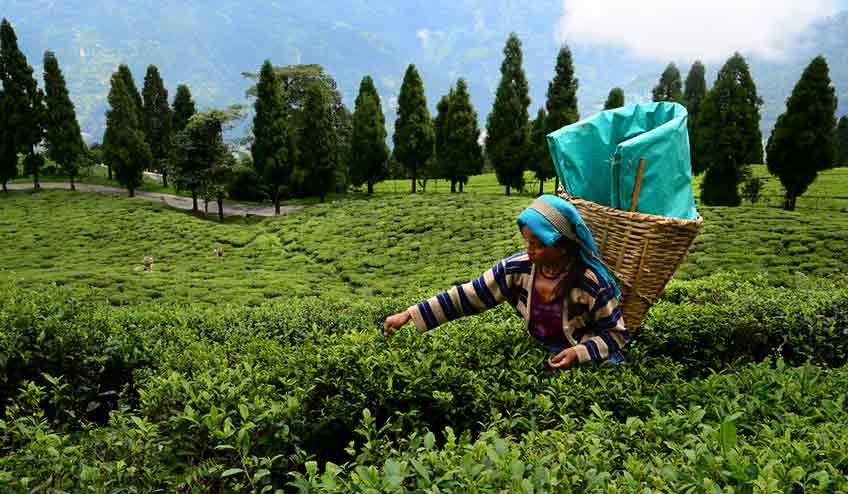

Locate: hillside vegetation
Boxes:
[2,181,847,307]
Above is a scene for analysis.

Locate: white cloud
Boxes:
[416,28,431,48]
[556,0,840,61]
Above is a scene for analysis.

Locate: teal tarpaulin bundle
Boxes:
[546,102,698,220]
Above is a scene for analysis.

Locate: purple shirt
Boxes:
[529,283,566,345]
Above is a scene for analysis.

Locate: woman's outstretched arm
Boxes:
[383,257,516,335]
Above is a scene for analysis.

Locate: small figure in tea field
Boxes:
[383,195,629,369]
[142,255,154,272]
[213,246,224,257]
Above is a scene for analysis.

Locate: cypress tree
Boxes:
[529,107,556,195]
[103,70,151,197]
[0,18,44,189]
[603,88,624,110]
[142,65,172,187]
[696,53,763,206]
[433,87,455,190]
[172,84,196,134]
[545,44,579,193]
[766,56,837,211]
[444,78,484,193]
[251,60,291,214]
[487,33,532,195]
[300,83,337,202]
[837,115,848,166]
[43,51,84,190]
[393,64,433,193]
[118,64,143,118]
[683,61,707,173]
[350,75,388,194]
[0,90,16,191]
[652,63,683,102]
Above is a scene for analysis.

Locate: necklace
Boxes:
[539,260,572,280]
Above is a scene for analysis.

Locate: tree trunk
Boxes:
[192,190,198,211]
[162,170,168,188]
[32,149,40,190]
[459,181,464,193]
[538,178,544,196]
[367,182,374,194]
[320,192,326,203]
[128,187,135,197]
[204,197,209,216]
[505,185,510,196]
[217,195,224,221]
[3,181,7,191]
[107,164,113,180]
[274,192,280,215]
[450,180,456,193]
[411,174,417,193]
[70,173,76,191]
[783,193,795,211]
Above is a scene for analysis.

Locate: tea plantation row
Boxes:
[2,273,847,492]
[2,190,847,307]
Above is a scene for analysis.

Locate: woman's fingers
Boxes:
[382,311,411,336]
[548,348,577,369]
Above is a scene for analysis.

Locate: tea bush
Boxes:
[3,275,848,492]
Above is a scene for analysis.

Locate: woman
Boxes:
[383,195,629,369]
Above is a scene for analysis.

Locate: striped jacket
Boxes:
[407,252,630,364]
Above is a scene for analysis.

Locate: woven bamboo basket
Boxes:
[557,162,703,331]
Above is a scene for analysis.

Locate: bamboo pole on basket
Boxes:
[630,158,646,213]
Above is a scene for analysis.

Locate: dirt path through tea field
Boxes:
[6,182,302,217]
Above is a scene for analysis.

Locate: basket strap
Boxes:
[528,199,578,242]
[537,194,657,305]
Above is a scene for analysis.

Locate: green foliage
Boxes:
[251,60,292,213]
[603,87,624,110]
[350,76,388,194]
[228,162,268,202]
[440,79,484,192]
[300,84,337,202]
[696,53,763,205]
[684,60,707,172]
[652,62,683,102]
[117,64,143,119]
[141,65,172,184]
[171,110,234,218]
[545,45,579,133]
[171,84,196,134]
[243,63,352,197]
[486,33,531,195]
[432,90,452,186]
[3,278,848,491]
[766,56,838,211]
[838,115,848,166]
[393,64,434,193]
[0,88,19,188]
[528,107,554,194]
[103,70,151,196]
[42,51,84,186]
[0,18,44,186]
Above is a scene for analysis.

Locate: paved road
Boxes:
[5,182,302,217]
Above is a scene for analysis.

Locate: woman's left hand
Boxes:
[548,347,578,369]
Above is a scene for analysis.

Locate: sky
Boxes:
[557,0,845,61]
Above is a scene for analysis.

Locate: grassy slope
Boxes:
[2,179,847,307]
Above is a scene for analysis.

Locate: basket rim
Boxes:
[559,192,704,229]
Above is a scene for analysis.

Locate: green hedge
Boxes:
[2,275,848,492]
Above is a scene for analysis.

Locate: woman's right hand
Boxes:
[382,310,411,335]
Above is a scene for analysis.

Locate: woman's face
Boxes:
[521,226,564,265]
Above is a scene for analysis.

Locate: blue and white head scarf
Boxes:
[516,194,621,299]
